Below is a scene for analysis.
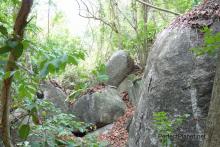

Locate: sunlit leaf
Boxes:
[18,124,30,140]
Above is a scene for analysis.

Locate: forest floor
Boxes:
[99,92,135,147]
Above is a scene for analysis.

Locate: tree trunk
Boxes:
[109,0,122,49]
[138,0,150,68]
[201,1,220,146]
[202,51,220,147]
[0,1,33,146]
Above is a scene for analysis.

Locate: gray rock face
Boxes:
[40,81,68,113]
[117,77,133,94]
[128,23,220,147]
[128,79,143,107]
[69,87,126,128]
[106,50,134,87]
[86,124,113,137]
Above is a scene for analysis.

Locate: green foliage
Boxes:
[119,20,157,55]
[192,27,220,56]
[29,34,86,78]
[65,62,108,102]
[193,0,202,6]
[79,135,109,147]
[0,0,200,146]
[39,53,81,78]
[154,0,196,13]
[153,112,189,147]
[0,24,8,36]
[91,63,109,83]
[15,99,102,146]
[19,124,31,140]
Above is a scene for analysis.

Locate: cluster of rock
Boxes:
[11,18,219,147]
[39,50,137,129]
[8,49,137,146]
[10,50,137,141]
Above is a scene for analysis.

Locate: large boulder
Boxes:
[106,50,134,87]
[69,86,126,128]
[40,81,68,113]
[128,22,220,147]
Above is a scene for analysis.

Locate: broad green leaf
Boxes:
[0,25,8,36]
[76,51,85,60]
[11,42,23,58]
[68,55,78,65]
[18,124,30,140]
[18,84,26,98]
[0,46,10,54]
[55,139,68,145]
[31,110,40,125]
[22,40,30,50]
[48,62,57,73]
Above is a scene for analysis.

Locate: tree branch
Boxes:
[0,0,33,146]
[137,0,181,16]
[75,0,119,33]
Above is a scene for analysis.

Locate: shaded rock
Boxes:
[106,50,134,87]
[128,78,143,106]
[40,81,68,113]
[86,124,113,137]
[69,86,126,128]
[128,22,220,147]
[117,74,137,94]
[118,74,143,106]
[125,117,133,132]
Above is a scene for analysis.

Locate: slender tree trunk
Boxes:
[202,50,220,147]
[131,0,138,32]
[109,0,122,49]
[0,1,33,146]
[141,0,149,68]
[47,0,51,39]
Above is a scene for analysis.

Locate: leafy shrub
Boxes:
[153,112,189,147]
[192,27,220,56]
[15,99,105,146]
[91,63,109,84]
[64,62,109,102]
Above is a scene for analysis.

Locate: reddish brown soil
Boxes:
[85,84,106,95]
[99,92,135,147]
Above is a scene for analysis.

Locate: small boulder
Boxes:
[40,81,68,113]
[69,86,126,128]
[117,76,134,94]
[128,79,143,106]
[86,124,113,137]
[106,50,134,87]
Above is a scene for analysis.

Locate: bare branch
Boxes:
[116,6,137,32]
[137,0,181,16]
[75,0,119,33]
